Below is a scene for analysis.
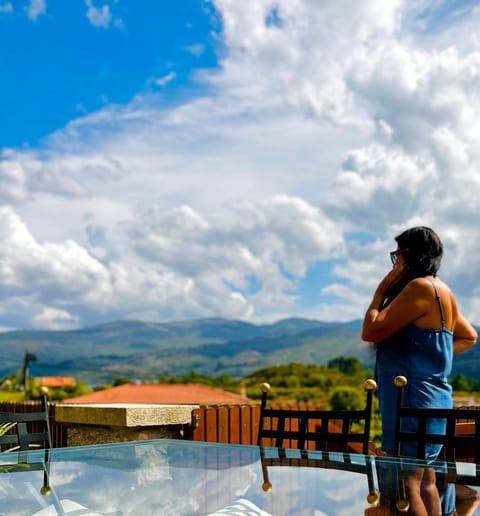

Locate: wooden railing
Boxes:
[185,404,480,458]
[0,400,263,448]
[186,402,325,448]
[0,400,67,448]
[187,404,260,444]
[2,400,478,459]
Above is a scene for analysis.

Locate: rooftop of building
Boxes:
[63,383,252,405]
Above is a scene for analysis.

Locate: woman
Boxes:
[362,226,478,515]
[362,226,477,457]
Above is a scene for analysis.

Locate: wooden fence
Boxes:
[0,400,67,448]
[1,400,264,449]
[187,404,260,444]
[0,400,265,449]
[185,404,480,458]
[186,402,326,449]
[2,400,477,458]
[0,400,362,450]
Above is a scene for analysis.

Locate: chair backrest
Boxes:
[260,446,380,509]
[0,392,59,509]
[393,375,480,463]
[257,379,377,455]
[0,392,52,453]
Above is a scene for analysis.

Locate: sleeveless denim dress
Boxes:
[376,280,453,460]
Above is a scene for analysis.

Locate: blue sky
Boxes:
[0,1,219,147]
[1,0,480,330]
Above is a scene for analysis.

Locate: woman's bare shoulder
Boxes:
[430,277,456,301]
[403,277,455,310]
[404,277,437,294]
[407,276,452,293]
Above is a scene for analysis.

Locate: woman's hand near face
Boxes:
[375,264,407,301]
[360,264,441,343]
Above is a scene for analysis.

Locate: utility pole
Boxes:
[22,351,37,393]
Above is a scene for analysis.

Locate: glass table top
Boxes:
[0,438,479,515]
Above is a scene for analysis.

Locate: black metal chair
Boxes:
[257,379,377,454]
[393,375,480,463]
[373,454,480,516]
[0,390,52,457]
[392,376,480,513]
[259,445,380,512]
[0,390,62,511]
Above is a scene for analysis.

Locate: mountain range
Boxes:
[0,318,478,386]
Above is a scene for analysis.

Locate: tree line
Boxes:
[1,356,477,407]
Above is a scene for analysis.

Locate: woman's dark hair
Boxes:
[395,226,443,277]
[384,226,443,306]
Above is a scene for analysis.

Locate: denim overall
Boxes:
[376,280,453,458]
[375,280,456,515]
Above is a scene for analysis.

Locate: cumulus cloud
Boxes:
[0,207,195,329]
[2,0,480,327]
[183,43,205,57]
[128,196,344,314]
[207,0,402,126]
[205,0,480,321]
[0,197,343,329]
[0,159,28,204]
[155,72,176,87]
[85,0,123,29]
[0,150,126,203]
[84,0,123,29]
[25,0,45,20]
[0,2,13,13]
[327,144,437,233]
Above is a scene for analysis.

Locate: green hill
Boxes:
[0,318,477,386]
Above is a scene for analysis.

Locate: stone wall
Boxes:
[55,403,198,446]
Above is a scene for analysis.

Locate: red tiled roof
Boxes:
[40,376,76,388]
[63,383,252,405]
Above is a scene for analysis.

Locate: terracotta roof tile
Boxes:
[63,383,252,405]
[40,377,76,388]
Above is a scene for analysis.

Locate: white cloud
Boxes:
[85,0,112,28]
[0,149,126,203]
[0,207,194,328]
[32,307,78,330]
[326,144,437,233]
[0,196,344,329]
[0,2,13,13]
[183,43,205,57]
[128,196,344,311]
[0,159,29,204]
[25,0,45,20]
[155,72,176,87]
[3,0,480,327]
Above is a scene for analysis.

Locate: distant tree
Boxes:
[327,357,364,376]
[38,380,92,401]
[451,374,472,392]
[302,373,327,389]
[0,374,21,391]
[181,371,213,385]
[158,375,180,384]
[67,380,91,397]
[157,371,239,392]
[211,374,236,388]
[153,361,376,406]
[282,375,300,388]
[113,377,132,386]
[329,386,364,410]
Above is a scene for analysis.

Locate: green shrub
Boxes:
[329,386,365,410]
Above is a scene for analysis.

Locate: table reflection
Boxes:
[0,439,479,515]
